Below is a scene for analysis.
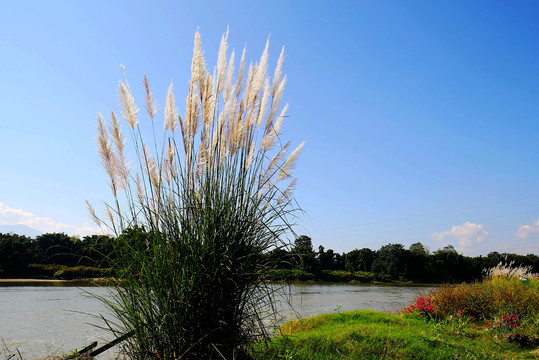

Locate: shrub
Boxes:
[265,269,316,282]
[90,30,303,359]
[28,264,111,279]
[409,263,539,322]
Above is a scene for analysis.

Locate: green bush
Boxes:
[27,264,111,279]
[265,269,317,282]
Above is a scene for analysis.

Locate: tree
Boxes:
[431,246,469,282]
[36,232,78,266]
[357,248,374,272]
[406,243,429,281]
[317,245,336,270]
[292,235,316,272]
[409,242,429,255]
[266,247,291,269]
[0,233,36,277]
[344,249,373,273]
[371,244,405,278]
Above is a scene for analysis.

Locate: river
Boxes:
[0,282,434,359]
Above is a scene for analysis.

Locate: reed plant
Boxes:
[89,30,303,359]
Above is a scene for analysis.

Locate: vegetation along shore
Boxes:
[1,231,538,284]
[253,263,539,359]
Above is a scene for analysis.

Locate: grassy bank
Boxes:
[264,269,395,283]
[254,264,539,359]
[255,310,538,359]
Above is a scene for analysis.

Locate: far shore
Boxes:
[0,278,112,286]
[0,278,437,287]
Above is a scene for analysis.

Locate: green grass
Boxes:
[254,310,539,359]
[263,269,393,283]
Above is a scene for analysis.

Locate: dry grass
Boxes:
[484,261,538,280]
[422,263,539,320]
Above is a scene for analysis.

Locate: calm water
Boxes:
[0,283,434,359]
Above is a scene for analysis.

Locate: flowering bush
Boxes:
[484,313,520,338]
[495,313,520,328]
[405,297,435,316]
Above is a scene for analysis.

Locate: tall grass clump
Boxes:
[89,29,304,359]
[418,262,539,320]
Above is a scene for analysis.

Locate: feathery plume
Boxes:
[135,172,144,205]
[278,141,305,181]
[191,31,206,86]
[196,140,207,178]
[86,200,101,227]
[216,28,229,94]
[143,75,158,119]
[167,138,175,164]
[223,50,235,104]
[110,110,130,190]
[142,142,160,190]
[164,81,178,132]
[185,82,201,142]
[266,75,287,130]
[96,113,120,194]
[167,139,177,180]
[163,155,172,185]
[262,141,290,182]
[272,47,285,96]
[245,139,256,169]
[244,62,255,106]
[96,113,114,176]
[109,111,124,154]
[118,81,139,129]
[202,72,216,130]
[105,205,115,227]
[257,78,270,128]
[260,103,287,152]
[278,178,297,204]
[235,47,247,97]
[253,37,270,95]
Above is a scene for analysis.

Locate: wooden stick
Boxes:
[90,331,134,357]
[64,342,97,359]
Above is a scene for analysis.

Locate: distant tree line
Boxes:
[1,231,538,283]
[267,235,539,283]
[0,232,113,278]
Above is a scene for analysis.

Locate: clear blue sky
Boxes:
[1,0,538,256]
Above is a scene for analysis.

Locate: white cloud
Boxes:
[0,203,104,236]
[516,219,539,240]
[431,222,488,247]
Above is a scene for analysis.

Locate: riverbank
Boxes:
[0,278,112,286]
[255,272,539,359]
[0,277,435,288]
[254,310,539,359]
[266,269,392,282]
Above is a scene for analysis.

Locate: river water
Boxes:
[0,283,434,359]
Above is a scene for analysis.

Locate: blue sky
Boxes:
[1,0,538,256]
